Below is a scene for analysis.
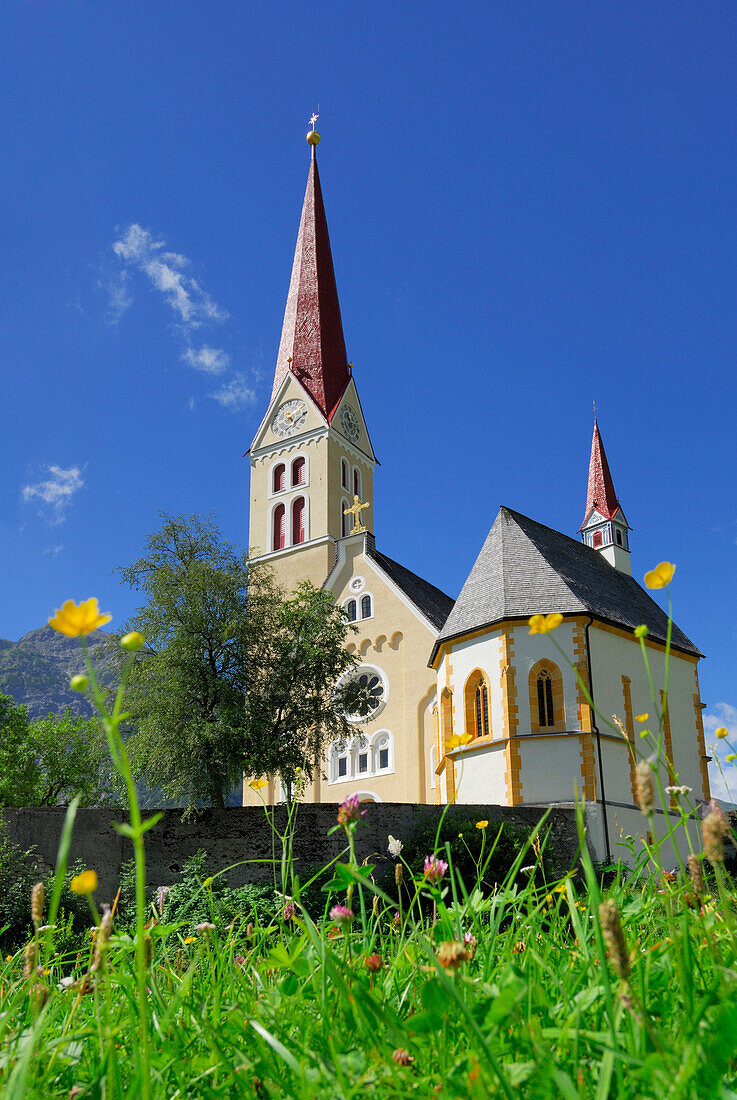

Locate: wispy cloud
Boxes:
[113,224,228,328]
[22,465,84,524]
[705,702,737,804]
[106,271,133,323]
[210,374,255,410]
[182,345,230,374]
[43,545,64,557]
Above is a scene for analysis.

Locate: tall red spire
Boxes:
[270,137,350,421]
[580,421,620,528]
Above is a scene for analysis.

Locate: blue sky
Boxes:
[2,2,736,790]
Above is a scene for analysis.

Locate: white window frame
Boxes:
[269,459,288,498]
[290,452,310,490]
[328,731,394,784]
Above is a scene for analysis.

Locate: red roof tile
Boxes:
[581,422,619,527]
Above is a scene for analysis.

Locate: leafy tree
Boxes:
[120,513,370,810]
[27,710,113,806]
[0,693,35,807]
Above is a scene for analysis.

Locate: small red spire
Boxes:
[581,421,620,528]
[270,140,350,421]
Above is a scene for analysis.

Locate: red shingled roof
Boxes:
[270,145,350,421]
[581,422,620,528]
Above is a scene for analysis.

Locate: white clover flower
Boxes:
[388,835,403,858]
[665,785,692,797]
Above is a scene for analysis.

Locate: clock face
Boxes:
[272,400,308,438]
[340,404,360,443]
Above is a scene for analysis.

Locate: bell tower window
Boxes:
[272,504,286,551]
[353,468,362,497]
[273,463,286,493]
[292,457,306,486]
[341,459,349,490]
[292,496,306,545]
[592,530,603,548]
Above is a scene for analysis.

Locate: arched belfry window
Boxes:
[292,456,306,487]
[537,670,554,728]
[463,671,491,741]
[592,530,603,548]
[273,463,286,494]
[272,504,286,551]
[292,496,306,545]
[528,659,565,733]
[353,467,361,498]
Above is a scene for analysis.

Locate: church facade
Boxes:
[242,130,710,860]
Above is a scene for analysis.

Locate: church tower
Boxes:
[247,127,376,592]
[580,420,631,574]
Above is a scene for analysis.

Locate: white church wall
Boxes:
[449,630,505,739]
[516,735,583,803]
[453,741,508,804]
[511,623,580,734]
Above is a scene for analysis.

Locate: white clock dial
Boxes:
[340,404,360,443]
[272,400,308,438]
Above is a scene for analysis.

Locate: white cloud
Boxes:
[113,224,228,328]
[188,397,196,411]
[705,702,737,804]
[182,345,230,374]
[43,545,63,557]
[210,373,255,410]
[22,466,84,524]
[107,271,133,322]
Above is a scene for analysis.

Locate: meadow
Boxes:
[0,592,735,1098]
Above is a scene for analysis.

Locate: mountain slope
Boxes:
[0,626,118,720]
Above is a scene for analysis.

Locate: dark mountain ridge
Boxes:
[0,626,118,720]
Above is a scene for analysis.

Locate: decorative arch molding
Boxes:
[374,634,387,652]
[354,790,382,803]
[463,668,492,741]
[389,631,403,650]
[528,658,566,733]
[358,638,373,657]
[346,643,356,655]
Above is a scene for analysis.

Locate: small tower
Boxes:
[580,420,631,574]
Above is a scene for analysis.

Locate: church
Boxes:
[242,127,710,861]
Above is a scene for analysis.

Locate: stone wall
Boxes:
[4,803,582,902]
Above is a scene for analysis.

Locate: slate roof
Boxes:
[366,543,455,632]
[431,506,700,662]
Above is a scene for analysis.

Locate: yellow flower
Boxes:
[445,734,461,749]
[727,754,737,763]
[5,954,12,961]
[528,613,563,635]
[249,777,268,790]
[634,625,648,639]
[49,598,112,638]
[475,820,489,830]
[554,883,567,893]
[459,733,473,746]
[70,870,98,895]
[643,562,676,589]
[715,727,729,740]
[635,713,649,722]
[120,631,144,652]
[183,936,198,945]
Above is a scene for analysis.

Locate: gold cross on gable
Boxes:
[343,494,370,534]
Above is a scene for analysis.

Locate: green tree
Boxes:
[0,693,35,807]
[120,513,370,810]
[28,709,113,806]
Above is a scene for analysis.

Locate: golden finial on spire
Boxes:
[307,110,320,146]
[593,399,598,423]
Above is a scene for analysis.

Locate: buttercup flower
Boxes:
[635,713,649,723]
[529,613,563,635]
[329,905,354,927]
[388,835,403,857]
[249,777,268,790]
[459,732,473,745]
[475,820,489,830]
[634,625,648,639]
[70,870,98,895]
[715,727,729,740]
[49,598,112,638]
[120,631,144,652]
[445,734,461,749]
[337,794,367,826]
[644,562,676,589]
[423,855,448,885]
[183,935,198,945]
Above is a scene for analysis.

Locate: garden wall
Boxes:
[4,803,582,903]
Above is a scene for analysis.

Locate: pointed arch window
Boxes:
[292,456,306,486]
[292,496,306,545]
[528,659,565,733]
[464,671,491,741]
[272,504,286,551]
[273,463,286,493]
[475,681,490,738]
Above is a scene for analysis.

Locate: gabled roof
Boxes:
[431,507,700,661]
[581,421,622,528]
[367,544,455,632]
[270,144,350,422]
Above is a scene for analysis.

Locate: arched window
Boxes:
[463,671,491,741]
[292,496,306,545]
[292,456,306,486]
[341,459,349,490]
[592,530,603,548]
[272,504,286,551]
[341,498,350,538]
[353,467,361,497]
[615,528,623,546]
[345,599,357,622]
[361,594,372,620]
[273,463,286,493]
[528,659,566,733]
[537,670,554,727]
[373,731,392,773]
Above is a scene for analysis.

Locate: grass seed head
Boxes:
[598,899,630,979]
[31,882,45,929]
[702,804,730,864]
[635,760,655,816]
[92,906,113,972]
[687,853,706,897]
[395,863,403,887]
[392,1048,414,1066]
[23,942,36,979]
